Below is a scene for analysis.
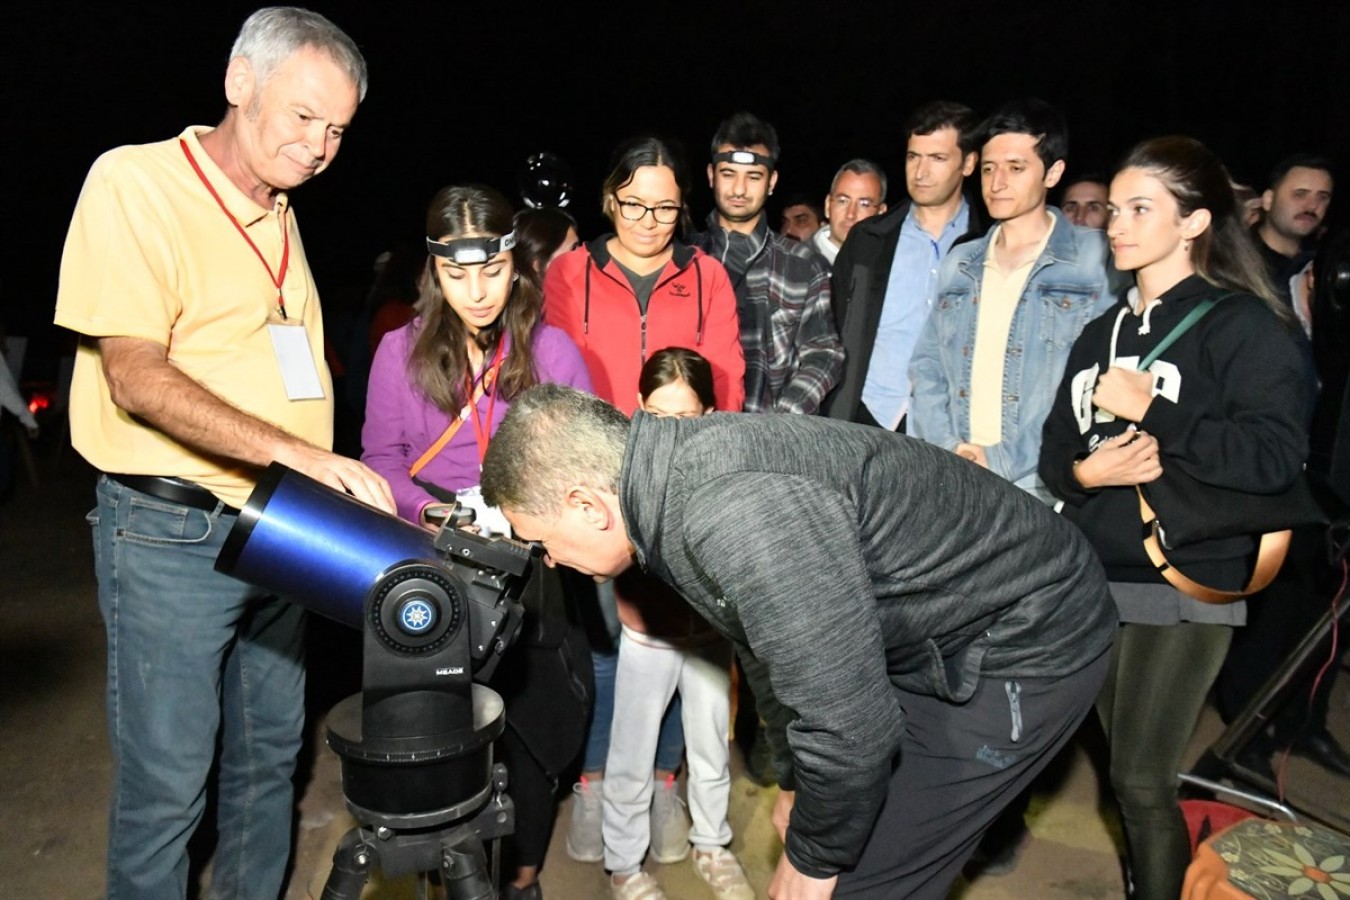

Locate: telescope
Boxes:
[215,463,536,899]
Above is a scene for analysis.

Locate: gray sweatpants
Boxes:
[835,650,1110,898]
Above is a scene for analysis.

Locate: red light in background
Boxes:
[27,391,53,415]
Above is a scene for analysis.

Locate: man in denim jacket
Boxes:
[910,98,1119,505]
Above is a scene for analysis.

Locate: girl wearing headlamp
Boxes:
[362,183,594,900]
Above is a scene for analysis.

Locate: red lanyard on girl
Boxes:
[179,138,291,320]
[467,340,506,466]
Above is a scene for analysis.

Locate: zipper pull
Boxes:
[1005,681,1023,743]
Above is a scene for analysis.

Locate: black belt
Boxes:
[106,474,240,516]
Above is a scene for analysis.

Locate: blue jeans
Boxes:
[584,649,684,773]
[90,476,306,900]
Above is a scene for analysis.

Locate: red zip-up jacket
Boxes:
[543,236,746,414]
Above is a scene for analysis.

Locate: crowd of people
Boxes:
[49,6,1347,900]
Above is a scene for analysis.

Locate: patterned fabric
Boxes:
[695,214,844,415]
[1185,819,1350,899]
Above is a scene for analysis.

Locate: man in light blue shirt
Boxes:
[824,101,983,428]
[862,200,971,429]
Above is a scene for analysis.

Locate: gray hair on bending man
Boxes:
[482,384,627,517]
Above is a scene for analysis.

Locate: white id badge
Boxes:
[267,323,325,400]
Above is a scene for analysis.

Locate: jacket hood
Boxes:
[1114,274,1244,337]
[577,236,709,345]
[620,411,685,579]
[586,234,697,271]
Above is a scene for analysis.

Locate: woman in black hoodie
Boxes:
[1039,136,1312,900]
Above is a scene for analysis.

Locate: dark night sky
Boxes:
[3,0,1348,377]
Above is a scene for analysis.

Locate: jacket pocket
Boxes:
[1037,285,1098,349]
[920,634,989,703]
[933,289,974,346]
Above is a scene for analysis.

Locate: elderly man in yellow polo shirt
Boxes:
[53,8,392,899]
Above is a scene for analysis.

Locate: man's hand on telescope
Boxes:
[275,443,396,514]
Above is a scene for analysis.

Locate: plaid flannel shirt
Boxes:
[695,214,845,414]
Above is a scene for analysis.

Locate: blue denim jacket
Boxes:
[910,210,1117,503]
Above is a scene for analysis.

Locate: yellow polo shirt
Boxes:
[54,126,333,508]
[968,213,1055,446]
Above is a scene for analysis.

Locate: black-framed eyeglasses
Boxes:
[614,198,682,225]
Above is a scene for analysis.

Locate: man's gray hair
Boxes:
[831,158,888,204]
[481,385,629,517]
[231,7,368,101]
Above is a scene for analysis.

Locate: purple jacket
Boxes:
[362,321,592,522]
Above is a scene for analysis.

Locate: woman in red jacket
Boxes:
[544,138,745,900]
[544,136,745,414]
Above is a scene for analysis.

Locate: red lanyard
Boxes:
[467,341,506,465]
[179,138,292,320]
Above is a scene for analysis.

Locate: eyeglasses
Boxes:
[830,195,880,211]
[614,198,682,225]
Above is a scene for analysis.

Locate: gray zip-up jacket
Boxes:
[619,411,1114,878]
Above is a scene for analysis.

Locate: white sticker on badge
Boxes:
[267,323,325,400]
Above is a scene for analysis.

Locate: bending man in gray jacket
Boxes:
[482,384,1115,900]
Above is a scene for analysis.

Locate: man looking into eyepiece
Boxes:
[54,8,391,898]
[482,384,1115,899]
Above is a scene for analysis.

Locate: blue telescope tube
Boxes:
[215,463,436,629]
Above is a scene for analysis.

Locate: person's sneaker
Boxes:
[610,871,667,900]
[692,847,755,900]
[566,775,604,863]
[649,773,691,864]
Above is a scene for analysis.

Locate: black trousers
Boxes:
[835,651,1109,899]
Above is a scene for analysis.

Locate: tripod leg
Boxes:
[440,830,496,900]
[321,828,377,900]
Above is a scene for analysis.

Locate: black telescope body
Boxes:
[215,463,533,829]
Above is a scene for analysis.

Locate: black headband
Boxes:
[712,149,776,171]
[426,232,517,265]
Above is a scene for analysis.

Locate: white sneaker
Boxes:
[649,773,691,864]
[565,775,604,862]
[610,870,667,900]
[692,847,755,900]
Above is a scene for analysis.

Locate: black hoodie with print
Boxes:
[1040,275,1312,588]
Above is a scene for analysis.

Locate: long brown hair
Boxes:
[409,185,544,413]
[1118,136,1292,324]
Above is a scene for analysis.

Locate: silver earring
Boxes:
[512,272,520,283]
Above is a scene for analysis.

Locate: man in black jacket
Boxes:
[823,100,984,428]
[484,384,1115,900]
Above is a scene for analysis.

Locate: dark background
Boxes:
[3,0,1347,379]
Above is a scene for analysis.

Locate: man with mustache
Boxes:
[1253,153,1335,305]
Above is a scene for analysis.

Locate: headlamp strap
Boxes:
[426,232,517,265]
[712,149,776,170]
